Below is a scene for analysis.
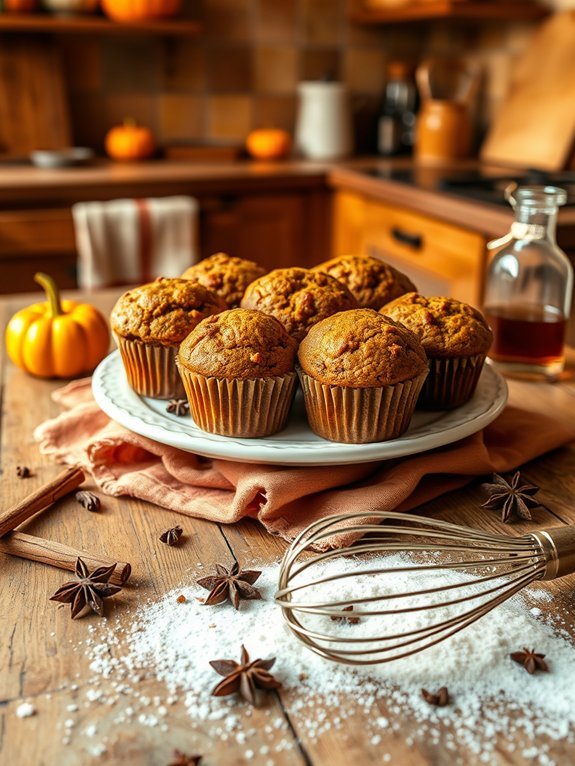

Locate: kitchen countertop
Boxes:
[3,157,575,240]
[329,159,575,239]
[1,289,575,766]
[0,158,331,204]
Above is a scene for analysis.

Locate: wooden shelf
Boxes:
[0,14,201,35]
[352,1,549,24]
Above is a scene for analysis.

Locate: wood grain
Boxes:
[0,531,131,586]
[0,466,84,537]
[1,291,575,765]
[481,12,575,171]
[0,38,70,158]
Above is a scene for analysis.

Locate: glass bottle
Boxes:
[377,61,418,157]
[483,185,573,381]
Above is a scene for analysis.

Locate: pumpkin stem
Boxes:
[34,272,62,317]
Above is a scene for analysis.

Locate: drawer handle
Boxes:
[391,227,423,251]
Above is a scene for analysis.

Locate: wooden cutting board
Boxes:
[480,11,575,171]
[0,38,71,158]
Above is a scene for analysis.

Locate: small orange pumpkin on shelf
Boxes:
[5,273,110,379]
[105,119,156,161]
[100,0,181,21]
[245,128,292,161]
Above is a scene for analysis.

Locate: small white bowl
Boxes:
[30,147,94,169]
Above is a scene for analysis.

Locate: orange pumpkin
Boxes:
[101,0,181,21]
[5,273,110,379]
[246,129,292,161]
[105,119,156,161]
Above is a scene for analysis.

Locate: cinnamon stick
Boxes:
[0,531,131,585]
[0,466,85,537]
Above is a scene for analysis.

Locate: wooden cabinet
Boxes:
[332,189,487,306]
[201,192,320,272]
[0,208,78,292]
[0,183,330,294]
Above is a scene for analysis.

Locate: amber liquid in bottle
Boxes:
[483,186,572,381]
[484,304,566,378]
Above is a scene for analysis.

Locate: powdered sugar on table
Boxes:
[74,554,575,764]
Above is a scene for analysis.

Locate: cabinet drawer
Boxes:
[0,209,75,255]
[201,193,308,271]
[333,190,487,306]
[0,253,76,294]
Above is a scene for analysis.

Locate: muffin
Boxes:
[111,278,226,399]
[312,254,416,310]
[240,267,357,342]
[181,252,267,308]
[382,293,493,409]
[297,308,428,443]
[177,308,298,437]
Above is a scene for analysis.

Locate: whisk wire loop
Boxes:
[276,510,573,665]
[284,568,531,665]
[277,558,544,614]
[282,566,538,650]
[280,568,542,665]
[285,510,528,552]
[282,533,538,587]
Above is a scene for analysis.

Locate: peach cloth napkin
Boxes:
[34,378,575,547]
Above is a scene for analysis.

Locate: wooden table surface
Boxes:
[1,289,575,766]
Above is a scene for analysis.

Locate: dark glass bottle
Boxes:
[377,61,418,157]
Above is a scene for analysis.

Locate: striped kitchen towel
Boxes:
[73,196,199,289]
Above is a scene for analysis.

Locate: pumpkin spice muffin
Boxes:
[177,308,298,437]
[297,308,428,443]
[111,277,226,399]
[181,252,267,309]
[312,254,417,310]
[382,293,493,409]
[240,267,357,342]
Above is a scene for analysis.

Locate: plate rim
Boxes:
[92,351,508,466]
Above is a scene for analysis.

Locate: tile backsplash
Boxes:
[62,0,550,155]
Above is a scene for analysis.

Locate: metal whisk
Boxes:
[275,511,575,666]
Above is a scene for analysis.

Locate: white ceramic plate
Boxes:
[92,350,508,466]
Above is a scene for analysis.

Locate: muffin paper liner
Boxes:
[116,336,185,400]
[297,368,428,444]
[177,365,297,438]
[418,354,486,410]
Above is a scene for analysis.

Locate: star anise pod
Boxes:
[510,647,549,674]
[159,525,183,546]
[210,645,281,706]
[75,490,101,512]
[421,687,450,707]
[49,557,122,619]
[16,465,31,478]
[166,399,189,417]
[197,561,261,609]
[330,605,360,624]
[168,750,202,766]
[481,471,541,522]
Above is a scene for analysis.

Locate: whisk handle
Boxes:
[529,527,575,581]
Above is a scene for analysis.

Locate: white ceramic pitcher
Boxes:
[295,81,352,160]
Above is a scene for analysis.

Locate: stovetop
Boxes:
[363,166,575,208]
